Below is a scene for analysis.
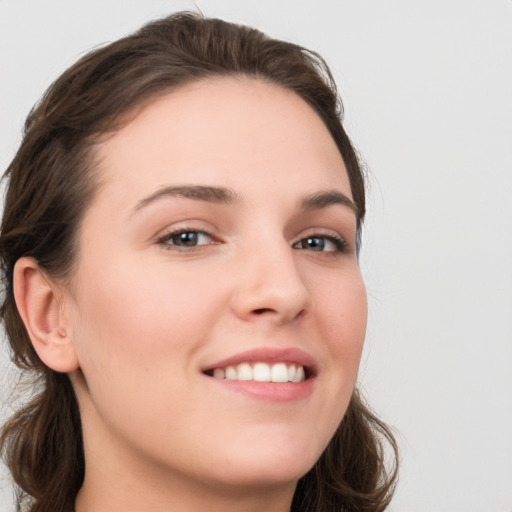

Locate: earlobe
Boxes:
[13,257,79,373]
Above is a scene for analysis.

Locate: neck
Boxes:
[74,393,297,512]
[75,467,296,512]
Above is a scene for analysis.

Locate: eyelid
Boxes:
[293,226,347,242]
[154,218,219,240]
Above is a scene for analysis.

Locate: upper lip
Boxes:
[201,347,317,375]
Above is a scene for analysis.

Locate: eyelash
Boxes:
[157,228,348,254]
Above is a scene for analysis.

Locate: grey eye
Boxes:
[165,231,212,247]
[298,236,327,251]
[293,235,346,253]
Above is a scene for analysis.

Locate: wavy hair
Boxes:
[0,12,398,512]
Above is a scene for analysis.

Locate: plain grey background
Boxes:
[1,1,511,511]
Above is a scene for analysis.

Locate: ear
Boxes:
[13,257,79,373]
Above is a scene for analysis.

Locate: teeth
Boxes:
[213,368,226,379]
[210,362,306,383]
[253,362,271,382]
[237,363,252,381]
[293,365,305,383]
[270,363,289,383]
[225,366,237,380]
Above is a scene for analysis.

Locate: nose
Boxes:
[230,235,312,325]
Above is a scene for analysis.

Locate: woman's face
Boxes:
[65,78,367,493]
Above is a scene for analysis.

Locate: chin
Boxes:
[209,462,311,492]
[203,434,323,489]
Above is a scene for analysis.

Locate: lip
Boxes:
[201,347,317,403]
[207,378,314,402]
[201,347,317,374]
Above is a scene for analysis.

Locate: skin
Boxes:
[17,78,367,512]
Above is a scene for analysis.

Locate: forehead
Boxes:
[92,77,351,208]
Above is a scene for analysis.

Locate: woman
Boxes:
[0,12,398,512]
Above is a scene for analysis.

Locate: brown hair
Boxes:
[0,12,398,512]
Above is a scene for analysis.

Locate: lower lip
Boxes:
[206,376,315,402]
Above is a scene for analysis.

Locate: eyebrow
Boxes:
[299,190,359,216]
[133,185,358,216]
[134,185,238,211]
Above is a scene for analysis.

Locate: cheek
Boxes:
[318,269,367,349]
[67,259,233,446]
[69,258,228,391]
[297,269,366,459]
[313,268,367,391]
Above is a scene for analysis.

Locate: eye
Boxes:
[293,235,347,253]
[158,229,213,249]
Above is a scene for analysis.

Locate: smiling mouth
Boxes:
[203,362,309,383]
